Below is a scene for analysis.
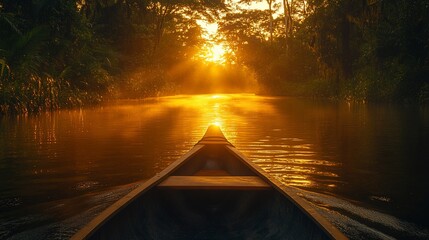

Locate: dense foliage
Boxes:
[222,0,429,102]
[1,0,428,113]
[306,0,429,102]
[0,0,116,112]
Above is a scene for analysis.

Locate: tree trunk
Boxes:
[282,0,293,49]
[341,13,351,80]
[283,0,288,47]
[153,3,172,54]
[267,0,273,45]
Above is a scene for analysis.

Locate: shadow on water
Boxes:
[1,94,429,239]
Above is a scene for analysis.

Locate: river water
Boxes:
[1,94,428,239]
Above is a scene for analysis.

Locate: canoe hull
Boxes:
[72,126,347,240]
[89,188,330,240]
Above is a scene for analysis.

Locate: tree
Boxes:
[282,0,292,48]
[0,0,117,112]
[300,0,429,101]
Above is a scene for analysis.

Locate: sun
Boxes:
[207,44,226,64]
[197,43,227,64]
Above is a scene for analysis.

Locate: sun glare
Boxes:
[196,42,227,64]
[206,44,226,64]
[196,19,229,64]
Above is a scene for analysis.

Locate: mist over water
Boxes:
[1,94,428,239]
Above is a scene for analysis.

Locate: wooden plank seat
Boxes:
[157,176,271,190]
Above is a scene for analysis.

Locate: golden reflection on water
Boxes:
[1,94,342,196]
[119,94,335,190]
[152,94,340,189]
[135,94,337,189]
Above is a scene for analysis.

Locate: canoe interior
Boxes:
[89,188,329,240]
[85,144,330,239]
[172,145,256,176]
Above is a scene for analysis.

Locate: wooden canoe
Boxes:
[72,125,347,240]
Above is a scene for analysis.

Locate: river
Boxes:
[1,94,428,239]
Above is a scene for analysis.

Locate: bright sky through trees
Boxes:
[206,44,227,63]
[196,19,227,63]
[196,0,281,64]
